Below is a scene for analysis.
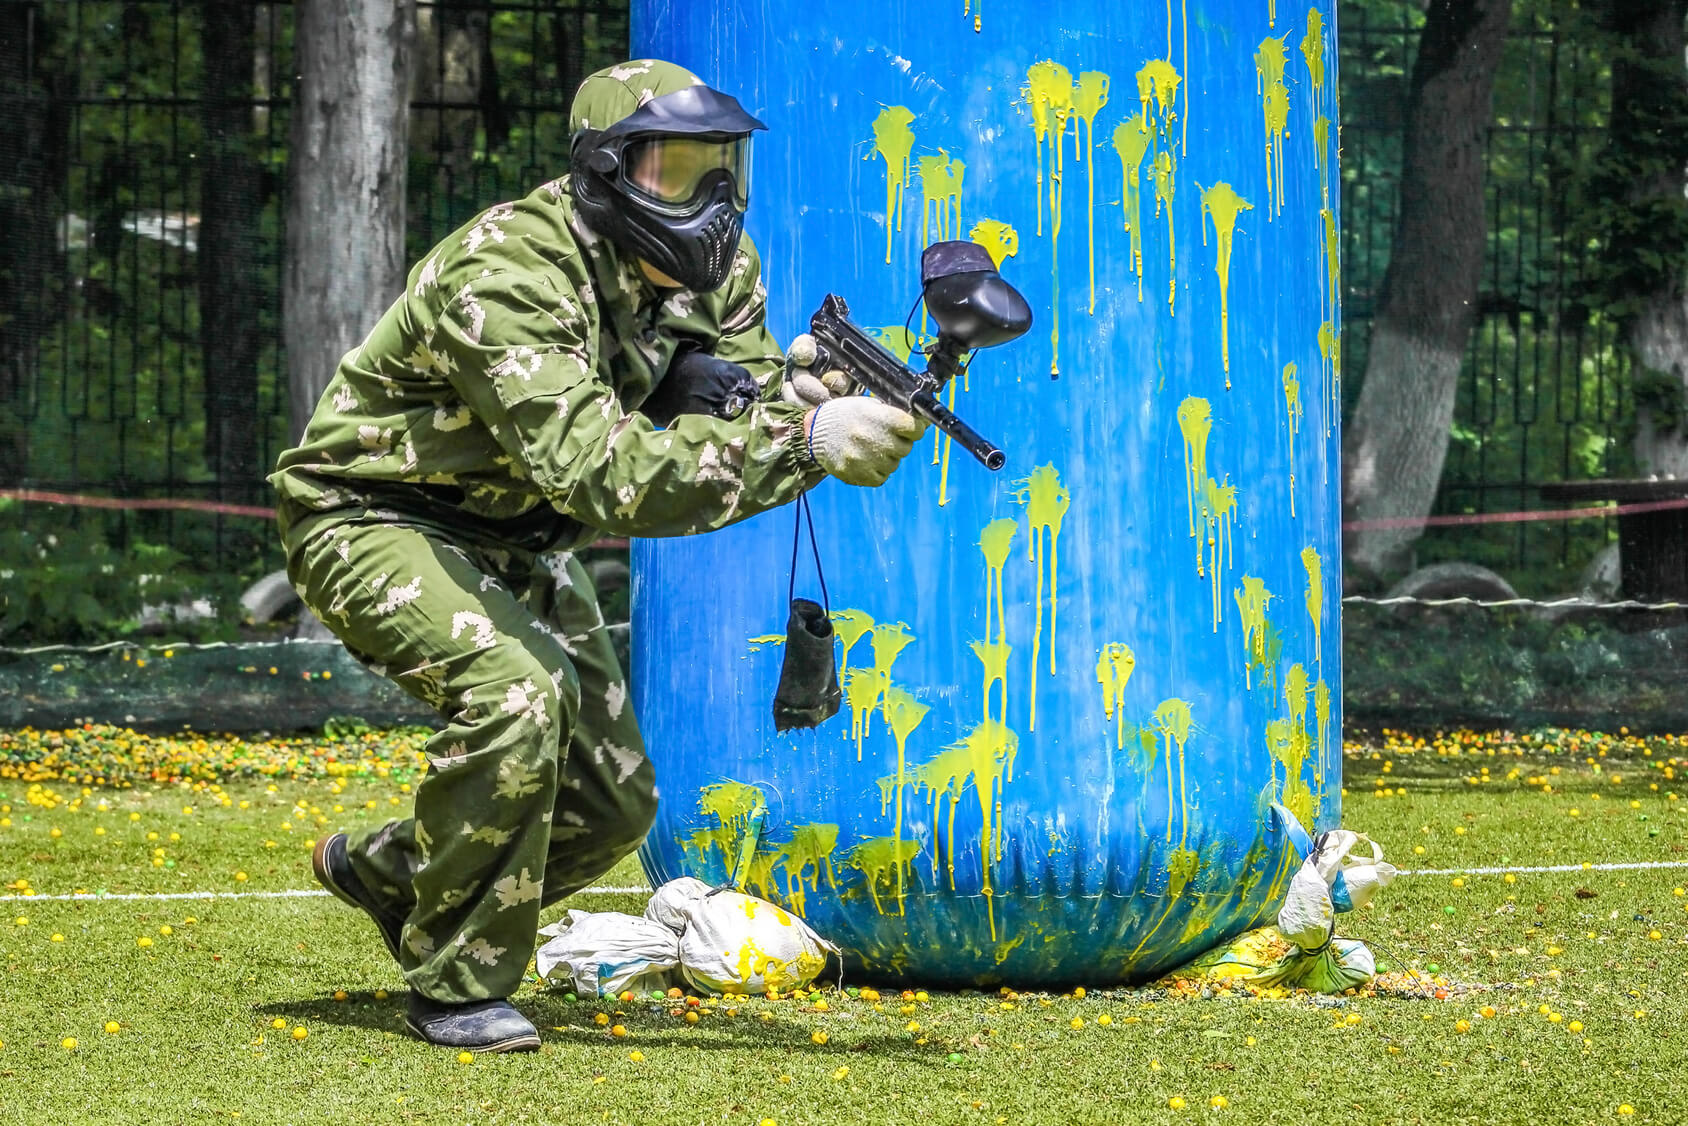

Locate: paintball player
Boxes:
[271,59,926,1053]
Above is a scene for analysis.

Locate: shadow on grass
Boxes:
[254,990,947,1064]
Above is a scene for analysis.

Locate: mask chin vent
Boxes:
[699,210,740,288]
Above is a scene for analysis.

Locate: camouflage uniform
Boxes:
[272,61,822,1003]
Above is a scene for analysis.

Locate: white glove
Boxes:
[802,398,928,487]
[781,333,856,408]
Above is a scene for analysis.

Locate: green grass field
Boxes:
[1,726,1685,1125]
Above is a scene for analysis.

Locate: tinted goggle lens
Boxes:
[621,136,750,211]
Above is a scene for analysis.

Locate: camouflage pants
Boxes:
[283,509,657,1003]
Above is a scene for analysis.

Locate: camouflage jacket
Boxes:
[269,180,821,545]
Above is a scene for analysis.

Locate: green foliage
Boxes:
[0,516,238,645]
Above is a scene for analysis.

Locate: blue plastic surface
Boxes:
[631,1,1341,986]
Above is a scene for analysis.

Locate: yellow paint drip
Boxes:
[1320,208,1340,319]
[969,219,1019,271]
[1013,464,1071,731]
[1177,397,1211,539]
[1317,320,1338,439]
[1112,115,1153,301]
[1024,61,1073,376]
[1153,699,1193,849]
[1302,9,1326,119]
[1233,576,1273,689]
[979,517,1017,646]
[1283,362,1301,514]
[1095,643,1137,749]
[917,720,1018,938]
[882,685,931,907]
[845,836,922,916]
[845,668,882,756]
[1199,475,1238,631]
[964,0,982,34]
[698,781,764,842]
[830,607,874,680]
[913,745,971,888]
[971,639,1012,726]
[774,823,839,918]
[1071,71,1111,315]
[1199,182,1253,386]
[1312,114,1331,209]
[1136,59,1181,136]
[1301,545,1323,667]
[869,106,916,265]
[1254,36,1289,220]
[680,825,737,867]
[1152,150,1177,314]
[1265,718,1312,829]
[919,149,966,246]
[1313,676,1331,814]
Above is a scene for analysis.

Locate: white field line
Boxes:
[5,860,1688,906]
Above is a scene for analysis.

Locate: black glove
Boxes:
[642,346,760,428]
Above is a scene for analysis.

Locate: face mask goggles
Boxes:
[616,134,752,216]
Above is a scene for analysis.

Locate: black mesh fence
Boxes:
[0,0,629,645]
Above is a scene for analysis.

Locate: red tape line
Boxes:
[11,484,1685,537]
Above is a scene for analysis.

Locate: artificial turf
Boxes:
[1,727,1684,1125]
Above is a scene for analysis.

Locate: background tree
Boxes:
[1340,0,1514,588]
[1569,0,1688,479]
[200,0,267,496]
[0,2,67,483]
[284,0,415,442]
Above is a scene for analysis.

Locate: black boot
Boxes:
[405,994,541,1053]
[312,831,406,962]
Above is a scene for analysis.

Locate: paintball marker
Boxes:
[807,240,1032,472]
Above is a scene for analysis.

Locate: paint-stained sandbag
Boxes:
[535,877,837,998]
[535,909,680,998]
[1247,829,1397,992]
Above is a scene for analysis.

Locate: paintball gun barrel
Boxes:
[805,241,1033,473]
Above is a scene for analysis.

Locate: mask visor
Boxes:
[620,135,751,215]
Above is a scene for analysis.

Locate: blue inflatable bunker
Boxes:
[632,0,1342,986]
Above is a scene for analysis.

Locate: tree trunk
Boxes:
[1341,0,1514,587]
[284,0,414,444]
[200,0,265,497]
[1603,0,1688,478]
[0,2,66,484]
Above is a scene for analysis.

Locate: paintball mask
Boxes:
[570,84,766,292]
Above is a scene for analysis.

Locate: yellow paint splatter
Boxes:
[1111,115,1153,301]
[1312,114,1330,211]
[746,633,785,653]
[1199,475,1239,631]
[830,608,874,678]
[867,326,918,364]
[1023,61,1073,376]
[1136,59,1181,139]
[1265,718,1312,829]
[698,781,764,843]
[1199,182,1253,386]
[869,106,916,265]
[680,825,736,867]
[1313,676,1331,814]
[883,686,931,907]
[1177,397,1211,539]
[971,639,1012,727]
[979,517,1016,645]
[919,150,966,246]
[1233,576,1273,689]
[1320,208,1340,320]
[1301,545,1323,667]
[845,668,882,755]
[844,836,921,916]
[1254,36,1289,220]
[969,219,1019,270]
[870,622,915,687]
[1317,320,1339,438]
[1153,698,1193,849]
[1095,643,1136,749]
[1151,149,1177,314]
[774,823,838,917]
[1283,361,1301,514]
[1301,9,1326,119]
[913,720,1018,938]
[1013,464,1071,731]
[1070,71,1110,315]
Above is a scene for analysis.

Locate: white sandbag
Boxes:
[674,887,838,995]
[534,908,680,998]
[1263,827,1398,992]
[643,876,713,934]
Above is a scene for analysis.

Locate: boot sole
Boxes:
[312,833,404,963]
[404,1017,541,1053]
